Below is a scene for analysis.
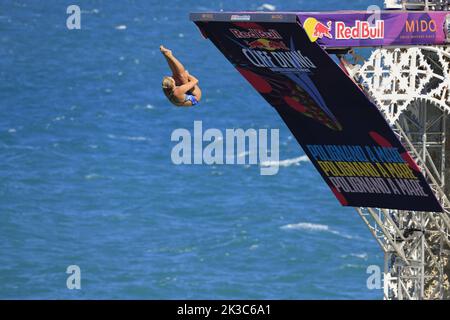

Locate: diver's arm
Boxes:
[175,79,199,95]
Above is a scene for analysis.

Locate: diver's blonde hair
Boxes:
[162,76,175,90]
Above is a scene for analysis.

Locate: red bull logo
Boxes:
[313,21,333,39]
[248,39,289,51]
[303,17,385,42]
[303,18,332,42]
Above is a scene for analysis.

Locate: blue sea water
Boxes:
[0,0,386,299]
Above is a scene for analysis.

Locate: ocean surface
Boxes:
[0,0,385,299]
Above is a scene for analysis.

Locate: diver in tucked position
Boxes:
[160,45,202,107]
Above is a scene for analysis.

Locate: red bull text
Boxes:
[335,20,385,40]
[230,28,282,39]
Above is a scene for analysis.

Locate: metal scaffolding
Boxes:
[349,46,450,299]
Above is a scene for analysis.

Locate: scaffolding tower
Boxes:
[349,44,450,299]
[330,0,450,300]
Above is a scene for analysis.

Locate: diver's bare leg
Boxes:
[160,45,188,85]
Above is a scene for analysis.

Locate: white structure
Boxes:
[348,46,450,299]
[384,0,403,9]
[384,0,450,10]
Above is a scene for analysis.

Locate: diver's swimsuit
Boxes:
[167,90,199,106]
[184,94,199,106]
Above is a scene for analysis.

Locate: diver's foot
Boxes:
[160,45,172,57]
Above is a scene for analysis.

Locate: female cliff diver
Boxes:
[160,45,202,107]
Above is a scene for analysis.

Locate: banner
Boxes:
[297,11,449,47]
[192,16,443,212]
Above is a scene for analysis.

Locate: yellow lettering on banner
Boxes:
[318,161,340,177]
[399,163,417,179]
[318,161,417,180]
[383,163,417,179]
[376,163,391,178]
[319,161,386,178]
